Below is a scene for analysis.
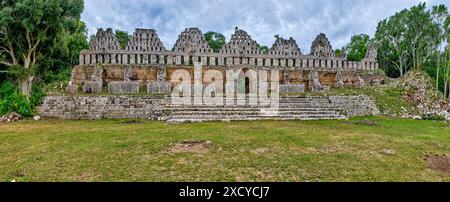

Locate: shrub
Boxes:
[0,81,46,117]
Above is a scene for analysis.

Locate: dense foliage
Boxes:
[0,0,86,116]
[0,80,44,116]
[203,31,226,53]
[0,0,86,97]
[115,30,132,49]
[373,3,449,98]
[345,34,370,61]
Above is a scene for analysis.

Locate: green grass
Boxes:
[0,117,449,182]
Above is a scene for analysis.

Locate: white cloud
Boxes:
[81,0,450,53]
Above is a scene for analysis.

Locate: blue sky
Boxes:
[81,0,449,53]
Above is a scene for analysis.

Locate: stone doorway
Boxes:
[245,77,250,95]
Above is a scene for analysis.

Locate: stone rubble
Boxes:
[0,112,22,123]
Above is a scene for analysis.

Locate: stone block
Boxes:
[83,81,102,93]
[280,84,305,93]
[108,81,140,94]
[65,84,79,94]
[147,81,171,94]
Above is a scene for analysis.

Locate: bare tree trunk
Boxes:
[436,53,440,91]
[19,76,34,97]
[400,59,403,77]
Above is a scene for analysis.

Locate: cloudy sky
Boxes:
[81,0,449,53]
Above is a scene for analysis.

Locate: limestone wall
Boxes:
[70,64,368,90]
[37,96,164,119]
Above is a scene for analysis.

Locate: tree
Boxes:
[375,3,443,78]
[334,49,342,58]
[345,34,370,61]
[375,9,409,77]
[115,30,131,49]
[0,0,84,97]
[204,31,225,53]
[257,45,269,54]
[431,5,448,91]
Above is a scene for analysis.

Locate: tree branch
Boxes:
[0,60,13,66]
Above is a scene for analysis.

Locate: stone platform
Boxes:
[37,95,379,122]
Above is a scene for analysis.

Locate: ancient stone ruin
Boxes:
[69,26,379,95]
[38,26,382,122]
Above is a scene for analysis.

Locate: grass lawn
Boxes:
[0,117,449,182]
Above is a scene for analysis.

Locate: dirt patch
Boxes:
[319,146,345,154]
[425,154,450,173]
[251,148,269,154]
[168,140,212,154]
[117,120,143,124]
[344,119,379,126]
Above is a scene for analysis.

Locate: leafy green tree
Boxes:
[0,0,84,97]
[345,34,370,61]
[430,5,449,97]
[204,31,225,53]
[115,30,132,49]
[375,3,442,78]
[258,45,269,54]
[334,49,342,58]
[375,9,409,77]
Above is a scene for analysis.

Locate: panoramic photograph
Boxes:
[0,0,449,199]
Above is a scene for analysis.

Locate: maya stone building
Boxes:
[67,26,381,95]
[39,27,383,121]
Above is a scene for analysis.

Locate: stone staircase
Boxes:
[159,96,379,123]
[37,95,379,121]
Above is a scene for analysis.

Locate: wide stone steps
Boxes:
[37,95,379,121]
[165,114,346,123]
[169,110,341,116]
[161,97,349,122]
[166,107,342,112]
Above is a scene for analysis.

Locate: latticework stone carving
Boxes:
[220,27,262,55]
[310,33,334,57]
[89,28,120,50]
[365,43,377,61]
[270,35,302,56]
[126,29,165,51]
[173,27,212,54]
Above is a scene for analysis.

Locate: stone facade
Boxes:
[72,27,379,95]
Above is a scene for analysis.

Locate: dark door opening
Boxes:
[245,77,250,95]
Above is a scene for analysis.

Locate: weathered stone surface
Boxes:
[37,96,165,119]
[310,33,334,57]
[65,84,79,94]
[147,81,171,94]
[126,29,165,51]
[309,69,329,92]
[355,76,365,88]
[90,28,120,50]
[270,35,302,56]
[74,27,380,93]
[173,28,212,53]
[108,81,140,94]
[280,84,305,93]
[83,81,102,93]
[0,112,22,123]
[37,95,380,121]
